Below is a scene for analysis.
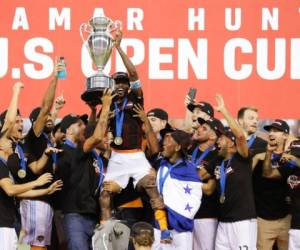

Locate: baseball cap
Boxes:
[147,108,168,121]
[288,140,300,158]
[187,101,214,117]
[221,127,236,143]
[111,72,130,85]
[159,123,175,139]
[264,119,290,134]
[29,107,41,123]
[198,117,225,136]
[60,114,88,133]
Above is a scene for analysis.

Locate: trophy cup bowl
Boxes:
[80,15,121,105]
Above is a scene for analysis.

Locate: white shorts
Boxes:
[289,229,300,250]
[0,228,17,250]
[215,219,257,250]
[152,228,192,250]
[20,199,54,246]
[193,218,218,250]
[104,150,152,189]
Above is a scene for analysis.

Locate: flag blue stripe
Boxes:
[166,205,194,232]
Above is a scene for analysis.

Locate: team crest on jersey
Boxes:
[287,175,300,189]
[214,165,234,180]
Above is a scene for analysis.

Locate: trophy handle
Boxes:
[80,23,91,44]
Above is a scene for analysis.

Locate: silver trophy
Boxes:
[80,14,121,105]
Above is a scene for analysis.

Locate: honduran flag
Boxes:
[157,160,203,232]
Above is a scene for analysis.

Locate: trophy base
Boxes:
[81,73,115,105]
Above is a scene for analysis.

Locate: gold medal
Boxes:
[219,194,225,204]
[18,169,26,179]
[114,136,123,145]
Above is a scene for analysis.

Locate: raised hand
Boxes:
[54,94,66,111]
[13,81,24,93]
[215,94,226,112]
[101,88,117,106]
[133,104,148,123]
[114,29,123,48]
[184,94,194,108]
[53,57,66,77]
[267,135,278,152]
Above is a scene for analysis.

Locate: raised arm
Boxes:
[83,89,115,153]
[133,104,160,156]
[262,138,281,178]
[33,60,64,137]
[114,30,142,97]
[51,94,65,123]
[215,94,248,158]
[1,82,24,136]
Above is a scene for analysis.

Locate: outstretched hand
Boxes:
[13,81,24,93]
[114,29,123,48]
[48,180,63,195]
[54,94,66,111]
[133,104,148,123]
[101,88,117,106]
[214,94,226,112]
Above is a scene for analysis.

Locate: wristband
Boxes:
[130,80,141,90]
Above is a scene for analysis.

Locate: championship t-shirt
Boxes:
[206,152,256,222]
[55,143,106,217]
[110,91,144,150]
[23,128,54,203]
[252,158,290,220]
[278,166,300,229]
[188,145,219,219]
[0,160,16,228]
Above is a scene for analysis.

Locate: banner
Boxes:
[1,0,300,119]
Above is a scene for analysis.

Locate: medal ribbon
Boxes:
[64,139,77,149]
[92,149,104,193]
[114,98,128,140]
[219,157,234,203]
[16,143,26,172]
[43,133,57,166]
[191,146,214,167]
[158,159,183,195]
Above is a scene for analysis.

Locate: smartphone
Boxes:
[187,87,197,100]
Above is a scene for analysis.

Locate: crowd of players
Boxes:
[0,30,300,250]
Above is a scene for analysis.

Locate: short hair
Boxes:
[237,107,258,120]
[131,222,154,247]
